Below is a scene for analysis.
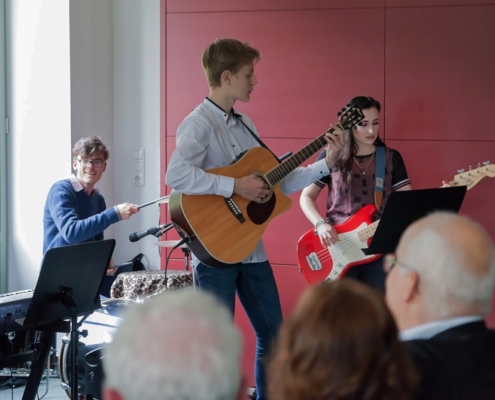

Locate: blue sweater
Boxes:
[43,177,120,253]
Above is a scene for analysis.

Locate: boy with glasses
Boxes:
[43,136,139,253]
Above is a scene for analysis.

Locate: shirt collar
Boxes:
[69,174,100,194]
[399,315,483,341]
[204,97,241,126]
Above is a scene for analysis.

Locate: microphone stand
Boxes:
[152,223,176,238]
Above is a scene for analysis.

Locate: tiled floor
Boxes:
[0,377,68,400]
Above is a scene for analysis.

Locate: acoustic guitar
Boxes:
[297,162,495,284]
[168,106,364,268]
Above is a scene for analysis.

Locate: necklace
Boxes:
[353,152,375,175]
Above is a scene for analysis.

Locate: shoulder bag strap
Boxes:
[374,146,386,209]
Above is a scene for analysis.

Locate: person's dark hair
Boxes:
[267,280,418,400]
[337,96,384,181]
[72,136,109,160]
[201,38,260,88]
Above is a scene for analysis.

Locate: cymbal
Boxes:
[153,240,187,248]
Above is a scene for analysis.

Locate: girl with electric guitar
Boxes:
[299,96,412,292]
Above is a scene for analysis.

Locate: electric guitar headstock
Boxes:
[336,104,365,130]
[449,161,495,190]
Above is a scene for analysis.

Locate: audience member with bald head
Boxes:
[267,280,418,400]
[102,289,245,400]
[385,211,495,400]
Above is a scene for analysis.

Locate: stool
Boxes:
[110,270,193,300]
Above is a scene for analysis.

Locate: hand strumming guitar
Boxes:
[234,174,270,202]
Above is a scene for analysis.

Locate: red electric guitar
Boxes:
[297,162,495,285]
[297,205,381,285]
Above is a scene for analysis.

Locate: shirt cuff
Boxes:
[313,158,331,178]
[217,176,236,198]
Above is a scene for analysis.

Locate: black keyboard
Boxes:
[0,289,34,334]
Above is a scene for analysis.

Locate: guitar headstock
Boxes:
[337,105,365,130]
[450,162,495,190]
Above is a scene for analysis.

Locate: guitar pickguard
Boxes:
[325,222,376,281]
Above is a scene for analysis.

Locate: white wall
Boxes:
[7,0,71,290]
[7,0,160,291]
[112,0,161,268]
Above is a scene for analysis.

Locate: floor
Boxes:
[0,377,256,400]
[0,377,68,400]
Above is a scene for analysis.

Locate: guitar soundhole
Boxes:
[247,194,276,225]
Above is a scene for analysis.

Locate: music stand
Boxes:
[21,239,115,400]
[366,186,467,255]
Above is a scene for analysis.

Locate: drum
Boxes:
[58,298,134,399]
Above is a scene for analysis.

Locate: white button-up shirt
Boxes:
[166,98,330,265]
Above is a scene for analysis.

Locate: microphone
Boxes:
[129,224,171,242]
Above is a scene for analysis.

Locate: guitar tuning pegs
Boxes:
[457,169,464,174]
[478,163,481,169]
[484,161,490,165]
[337,111,342,117]
[342,108,346,112]
[469,165,472,171]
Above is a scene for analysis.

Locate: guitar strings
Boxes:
[310,233,373,263]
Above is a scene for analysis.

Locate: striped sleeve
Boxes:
[391,150,411,190]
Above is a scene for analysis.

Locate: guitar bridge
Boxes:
[306,252,322,271]
[224,197,246,224]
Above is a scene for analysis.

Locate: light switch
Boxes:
[133,149,143,160]
[133,148,145,186]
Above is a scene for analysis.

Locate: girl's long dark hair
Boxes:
[337,96,384,181]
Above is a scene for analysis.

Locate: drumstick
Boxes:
[137,195,170,209]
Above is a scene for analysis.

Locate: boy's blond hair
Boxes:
[202,38,260,88]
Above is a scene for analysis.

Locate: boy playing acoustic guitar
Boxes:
[165,38,343,400]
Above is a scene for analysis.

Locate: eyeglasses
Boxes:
[383,253,414,274]
[76,158,105,168]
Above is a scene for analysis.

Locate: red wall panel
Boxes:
[385,6,495,142]
[387,0,495,6]
[167,0,384,13]
[167,9,385,142]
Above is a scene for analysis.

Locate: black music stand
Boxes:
[21,239,115,400]
[366,187,467,255]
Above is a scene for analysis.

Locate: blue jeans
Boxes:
[195,260,282,400]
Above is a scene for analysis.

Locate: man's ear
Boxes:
[403,270,419,303]
[221,69,232,85]
[102,388,123,400]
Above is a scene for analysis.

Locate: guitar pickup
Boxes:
[224,198,246,224]
[306,252,322,271]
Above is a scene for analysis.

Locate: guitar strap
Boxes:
[205,97,281,163]
[232,110,281,163]
[374,145,386,209]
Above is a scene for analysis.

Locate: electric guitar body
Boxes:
[297,205,382,284]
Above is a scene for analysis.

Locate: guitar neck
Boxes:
[357,220,380,242]
[264,131,330,185]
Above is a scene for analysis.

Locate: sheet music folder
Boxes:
[366,186,467,255]
[21,239,116,329]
